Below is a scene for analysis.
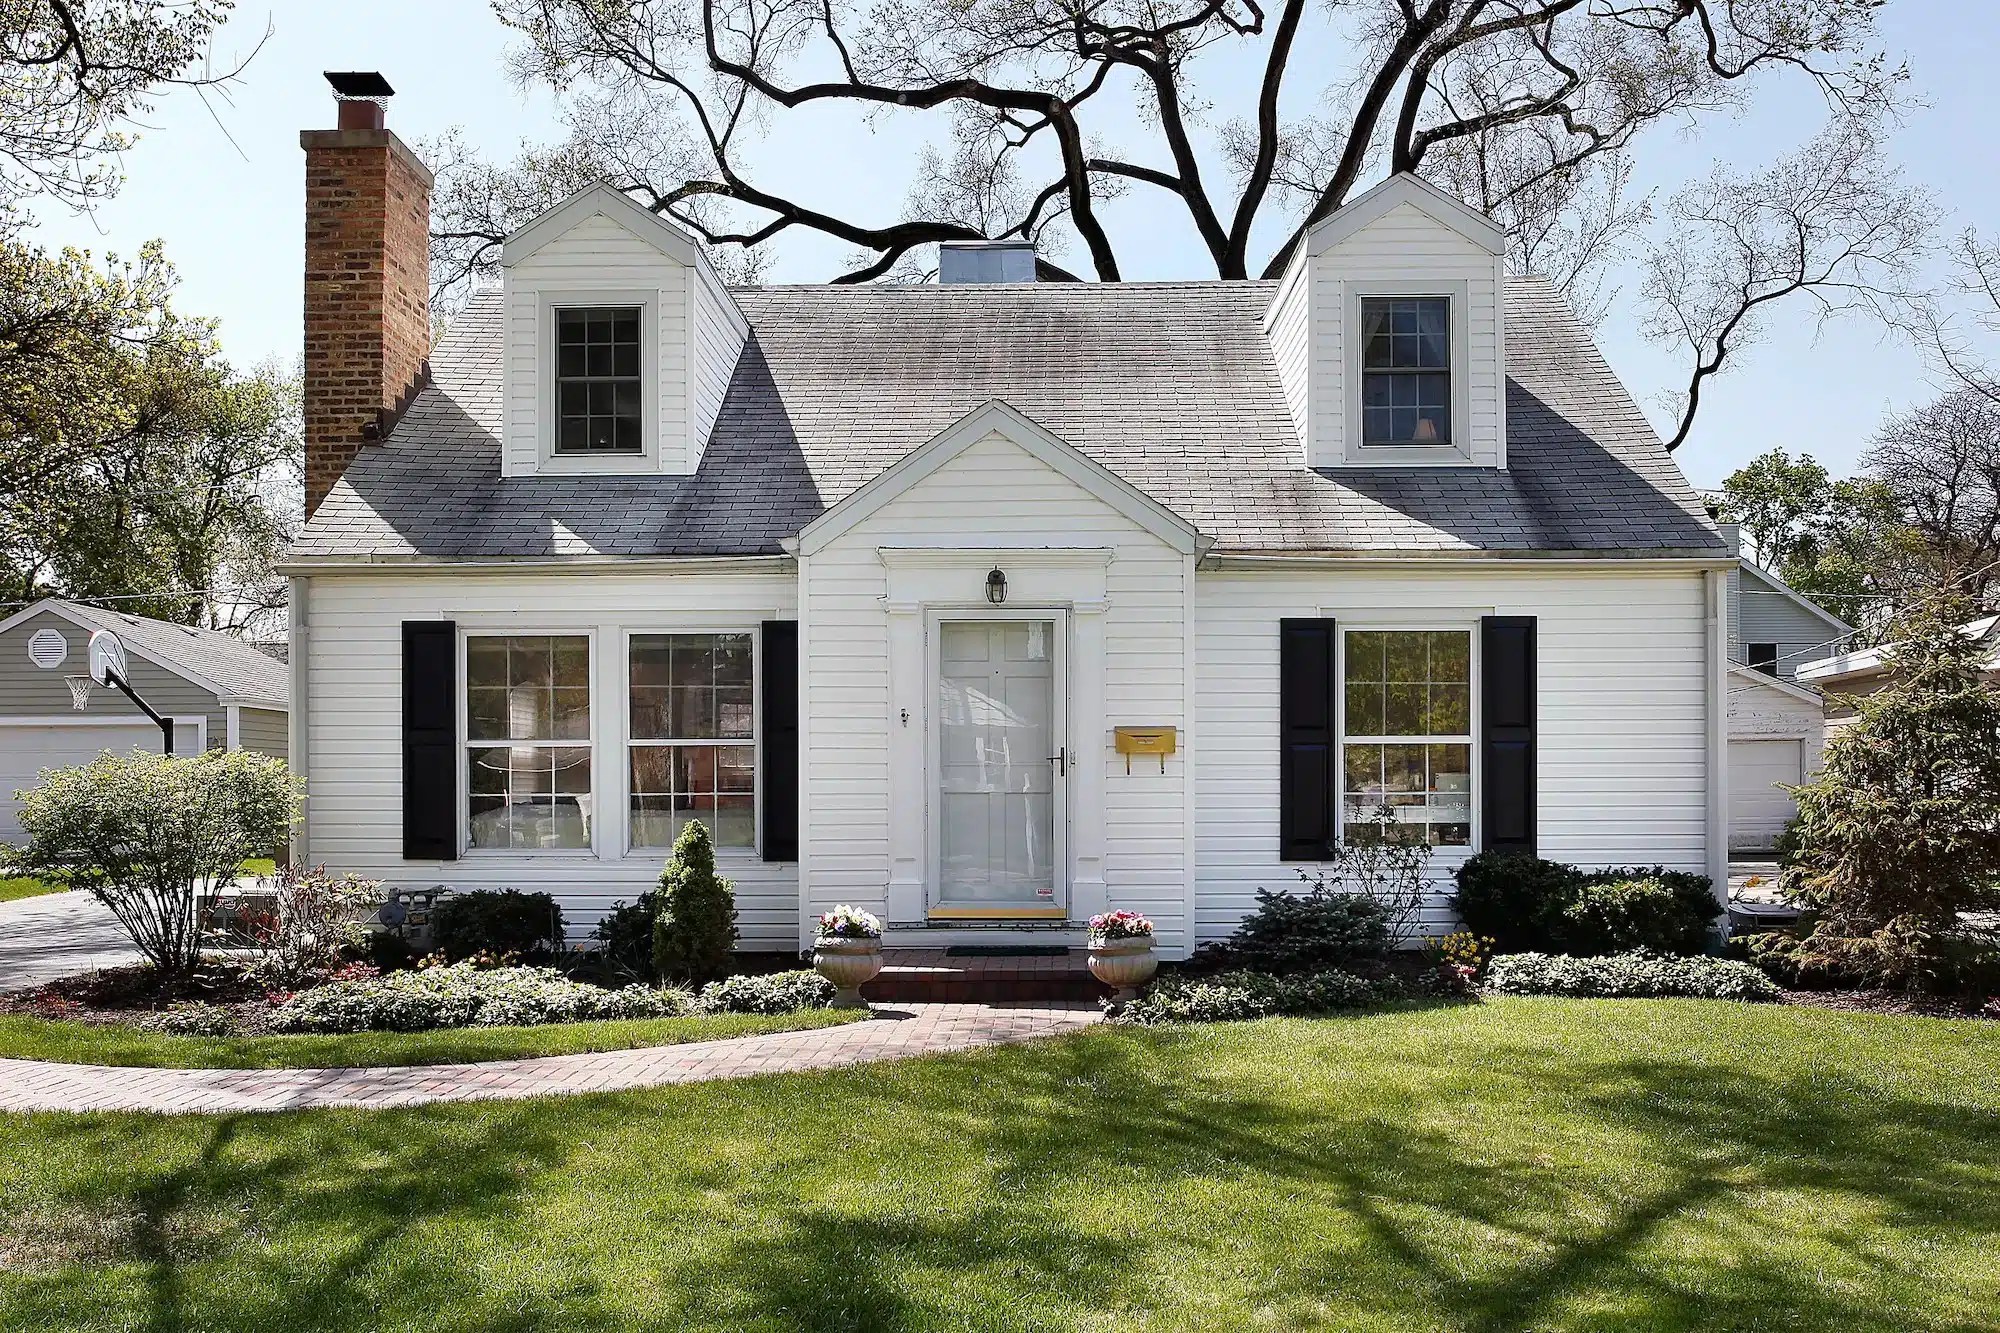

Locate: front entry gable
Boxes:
[791,400,1206,557]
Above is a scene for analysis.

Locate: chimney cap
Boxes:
[325,71,394,99]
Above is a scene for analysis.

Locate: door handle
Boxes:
[1048,748,1067,777]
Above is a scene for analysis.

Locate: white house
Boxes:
[283,87,1733,958]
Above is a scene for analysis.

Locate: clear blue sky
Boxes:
[26,0,1996,492]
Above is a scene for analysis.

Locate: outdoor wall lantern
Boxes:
[985,567,1008,604]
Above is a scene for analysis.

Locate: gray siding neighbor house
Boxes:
[1714,526,1854,852]
[0,599,289,847]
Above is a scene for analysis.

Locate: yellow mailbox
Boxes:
[1113,726,1178,774]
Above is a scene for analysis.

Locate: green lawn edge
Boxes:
[0,876,66,903]
[0,1007,865,1070]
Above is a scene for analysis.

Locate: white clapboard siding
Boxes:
[503,213,691,476]
[802,430,1193,951]
[1265,259,1312,455]
[688,259,748,466]
[1308,201,1507,468]
[1192,564,1713,944]
[303,568,799,943]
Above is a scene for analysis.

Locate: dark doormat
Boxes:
[943,945,1072,958]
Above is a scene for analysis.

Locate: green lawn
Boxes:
[0,1008,862,1070]
[0,876,64,903]
[2,999,1996,1332]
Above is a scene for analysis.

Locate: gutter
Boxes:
[1202,550,1736,572]
[276,554,796,577]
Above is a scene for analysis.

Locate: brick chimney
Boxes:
[300,72,432,517]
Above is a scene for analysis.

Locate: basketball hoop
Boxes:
[65,676,95,710]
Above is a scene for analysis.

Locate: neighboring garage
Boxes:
[0,599,288,848]
[1725,665,1826,854]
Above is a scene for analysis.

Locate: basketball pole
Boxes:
[101,667,175,755]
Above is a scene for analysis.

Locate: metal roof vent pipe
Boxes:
[938,239,1037,284]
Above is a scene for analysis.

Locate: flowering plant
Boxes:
[1089,909,1154,941]
[815,904,884,940]
[1425,930,1496,974]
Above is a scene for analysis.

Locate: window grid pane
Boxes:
[1343,628,1472,847]
[629,633,756,848]
[1359,296,1450,446]
[554,307,643,456]
[466,635,593,851]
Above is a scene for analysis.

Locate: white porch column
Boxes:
[884,599,927,922]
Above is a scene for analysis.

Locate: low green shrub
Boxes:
[141,1001,238,1037]
[267,963,687,1034]
[1453,851,1719,955]
[594,893,659,978]
[1115,968,1407,1025]
[1740,925,2000,996]
[1187,884,1391,975]
[432,890,565,962]
[1484,950,1778,1001]
[695,970,834,1015]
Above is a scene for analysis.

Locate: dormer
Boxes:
[500,183,748,478]
[1265,173,1508,470]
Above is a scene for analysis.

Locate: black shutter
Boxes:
[761,620,799,862]
[1279,618,1338,861]
[1482,616,1537,855]
[402,620,457,861]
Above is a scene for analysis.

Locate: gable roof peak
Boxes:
[1305,171,1507,257]
[502,181,705,269]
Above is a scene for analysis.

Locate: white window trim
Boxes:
[618,626,761,861]
[457,629,600,861]
[1344,279,1472,466]
[1334,621,1480,853]
[537,291,658,475]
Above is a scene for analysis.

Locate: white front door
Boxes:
[932,616,1066,917]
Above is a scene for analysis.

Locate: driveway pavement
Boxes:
[0,890,139,993]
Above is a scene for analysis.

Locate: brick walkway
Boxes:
[0,1002,1100,1115]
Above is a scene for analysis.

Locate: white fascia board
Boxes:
[1727,663,1824,706]
[1305,172,1507,257]
[793,399,1205,557]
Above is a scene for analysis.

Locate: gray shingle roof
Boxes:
[291,278,1723,560]
[51,600,288,707]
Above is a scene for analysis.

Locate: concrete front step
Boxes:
[862,948,1110,1003]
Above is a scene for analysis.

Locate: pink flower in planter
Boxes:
[1089,910,1154,941]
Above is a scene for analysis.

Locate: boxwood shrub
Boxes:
[1484,950,1778,1001]
[1115,968,1406,1025]
[268,963,688,1034]
[1453,851,1719,955]
[432,890,566,962]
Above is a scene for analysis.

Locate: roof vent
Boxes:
[939,240,1036,284]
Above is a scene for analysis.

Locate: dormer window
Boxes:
[1360,296,1451,446]
[555,307,643,455]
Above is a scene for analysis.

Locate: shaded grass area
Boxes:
[0,1008,861,1070]
[0,877,63,903]
[3,999,1997,1331]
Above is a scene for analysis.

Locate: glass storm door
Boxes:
[933,617,1066,916]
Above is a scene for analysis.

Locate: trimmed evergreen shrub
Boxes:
[594,893,659,979]
[1453,852,1718,956]
[1187,885,1391,974]
[1484,950,1777,1001]
[1114,968,1407,1025]
[651,821,739,985]
[432,890,565,962]
[694,969,834,1014]
[267,963,687,1034]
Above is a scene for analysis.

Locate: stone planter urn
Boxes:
[1087,935,1158,1002]
[812,937,882,1007]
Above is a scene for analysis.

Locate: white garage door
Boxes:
[0,721,200,849]
[1730,737,1804,853]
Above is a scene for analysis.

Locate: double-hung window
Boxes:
[466,635,593,850]
[1359,296,1451,446]
[629,633,755,850]
[1342,629,1472,846]
[554,307,643,455]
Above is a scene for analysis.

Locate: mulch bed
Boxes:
[0,964,277,1030]
[1778,988,1999,1021]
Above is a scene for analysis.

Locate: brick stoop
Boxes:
[863,949,1110,1003]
